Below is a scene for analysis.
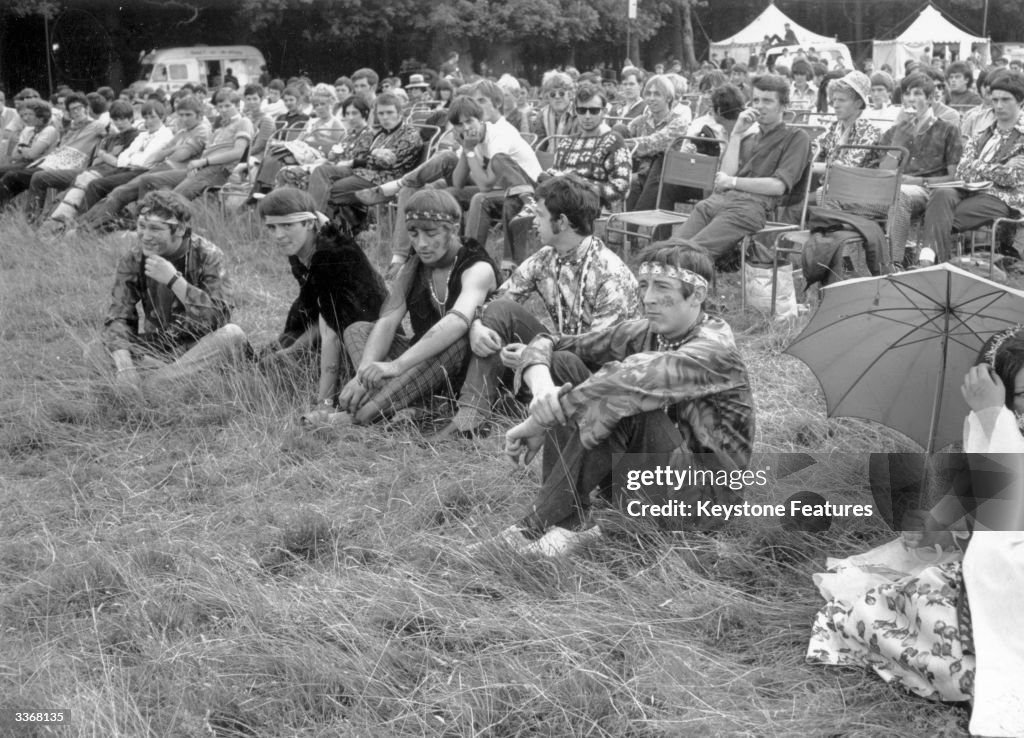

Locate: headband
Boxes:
[638,261,709,290]
[406,210,460,224]
[985,324,1024,367]
[137,213,181,227]
[263,211,327,227]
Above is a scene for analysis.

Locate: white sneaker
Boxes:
[525,525,602,557]
[467,525,532,553]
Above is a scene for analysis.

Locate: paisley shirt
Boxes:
[814,117,882,166]
[498,236,640,335]
[958,118,1024,212]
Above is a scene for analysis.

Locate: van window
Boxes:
[153,64,168,82]
[169,64,189,81]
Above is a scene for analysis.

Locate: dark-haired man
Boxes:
[674,74,811,261]
[434,174,639,438]
[97,190,245,393]
[479,240,753,555]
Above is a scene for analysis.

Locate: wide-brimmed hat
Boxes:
[406,74,430,89]
[828,70,871,107]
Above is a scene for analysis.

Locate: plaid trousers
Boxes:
[343,321,470,424]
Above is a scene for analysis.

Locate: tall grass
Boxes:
[0,203,970,737]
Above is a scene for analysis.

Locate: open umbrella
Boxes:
[786,263,1024,453]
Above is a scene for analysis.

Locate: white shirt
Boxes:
[477,116,542,181]
[117,124,174,169]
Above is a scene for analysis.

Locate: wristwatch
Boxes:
[465,151,477,159]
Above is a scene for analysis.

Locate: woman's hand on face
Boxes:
[961,364,1006,413]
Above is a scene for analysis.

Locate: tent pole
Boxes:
[982,0,989,37]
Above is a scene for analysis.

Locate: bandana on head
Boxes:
[406,210,460,225]
[137,214,180,228]
[638,261,708,290]
[985,324,1024,367]
[263,211,328,227]
[984,324,1024,430]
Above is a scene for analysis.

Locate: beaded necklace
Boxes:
[428,266,453,311]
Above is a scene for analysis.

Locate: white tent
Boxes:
[710,2,835,65]
[873,5,990,74]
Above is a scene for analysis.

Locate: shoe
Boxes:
[466,525,533,554]
[524,525,602,557]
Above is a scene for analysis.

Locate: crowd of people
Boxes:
[2,47,1024,737]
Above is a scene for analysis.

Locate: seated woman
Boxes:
[275,95,373,192]
[254,83,345,192]
[334,189,498,425]
[255,188,388,424]
[808,327,1024,738]
[0,100,59,176]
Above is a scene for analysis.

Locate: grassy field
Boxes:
[0,206,975,737]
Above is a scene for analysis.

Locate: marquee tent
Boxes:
[872,4,990,73]
[710,2,834,65]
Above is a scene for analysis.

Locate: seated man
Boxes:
[255,187,388,423]
[433,174,639,439]
[77,97,210,232]
[0,93,107,216]
[921,72,1024,264]
[875,72,962,265]
[484,240,754,555]
[38,99,140,234]
[503,82,631,266]
[357,80,540,274]
[335,190,499,425]
[674,74,811,262]
[95,190,246,394]
[317,91,422,233]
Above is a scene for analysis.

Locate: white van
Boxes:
[132,45,267,93]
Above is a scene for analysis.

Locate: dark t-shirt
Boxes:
[279,223,388,346]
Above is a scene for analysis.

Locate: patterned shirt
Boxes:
[519,314,754,468]
[546,130,632,206]
[497,236,640,335]
[530,106,581,141]
[958,118,1024,212]
[352,122,423,185]
[878,116,962,178]
[627,106,691,159]
[103,233,232,353]
[814,118,881,166]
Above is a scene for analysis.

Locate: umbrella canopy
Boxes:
[786,264,1024,452]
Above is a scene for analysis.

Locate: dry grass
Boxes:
[0,204,971,737]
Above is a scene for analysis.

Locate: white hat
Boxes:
[406,74,430,89]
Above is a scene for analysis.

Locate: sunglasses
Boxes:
[575,106,604,116]
[548,90,570,98]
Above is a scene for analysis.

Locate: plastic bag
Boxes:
[743,262,798,320]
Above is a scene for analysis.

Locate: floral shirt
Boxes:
[352,122,423,185]
[958,118,1024,212]
[546,130,632,206]
[498,236,640,336]
[627,106,690,159]
[519,314,754,465]
[815,118,882,166]
[103,233,232,353]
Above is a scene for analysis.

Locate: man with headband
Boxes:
[256,187,388,423]
[97,189,247,394]
[334,189,500,424]
[478,240,754,556]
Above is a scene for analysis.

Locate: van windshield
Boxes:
[138,64,154,81]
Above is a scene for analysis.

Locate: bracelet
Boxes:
[167,273,180,289]
[732,177,738,189]
[465,151,476,159]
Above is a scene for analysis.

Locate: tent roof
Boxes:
[885,4,986,44]
[712,2,833,47]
